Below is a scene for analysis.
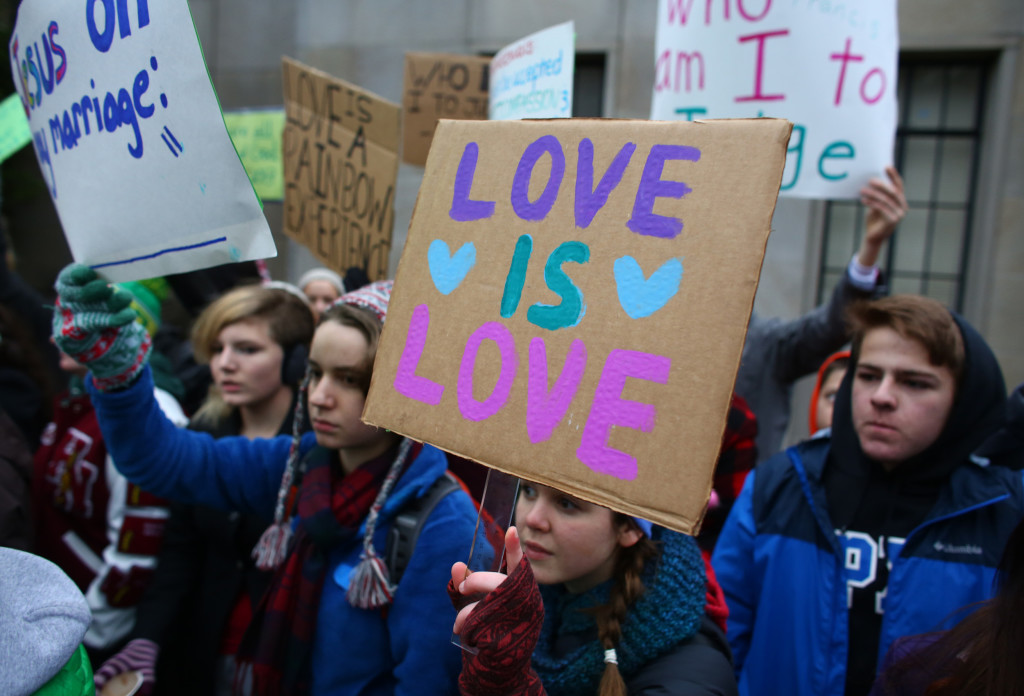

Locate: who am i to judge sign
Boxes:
[651,0,898,199]
[9,0,276,283]
[364,118,791,533]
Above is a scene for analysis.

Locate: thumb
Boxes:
[504,526,524,571]
[56,264,111,305]
[59,263,99,288]
[453,600,480,635]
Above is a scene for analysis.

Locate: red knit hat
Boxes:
[336,280,393,323]
[809,350,851,434]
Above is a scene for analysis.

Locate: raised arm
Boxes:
[86,367,292,516]
[771,166,906,385]
[52,263,294,516]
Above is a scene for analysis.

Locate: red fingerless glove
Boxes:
[702,553,729,634]
[449,556,547,696]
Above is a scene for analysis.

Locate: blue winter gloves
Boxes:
[52,263,151,391]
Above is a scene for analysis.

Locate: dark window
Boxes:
[480,51,606,118]
[572,53,606,117]
[817,57,990,310]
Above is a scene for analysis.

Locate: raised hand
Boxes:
[448,527,546,696]
[52,263,151,391]
[858,165,907,267]
[451,526,526,634]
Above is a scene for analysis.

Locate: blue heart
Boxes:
[613,256,683,319]
[428,240,476,295]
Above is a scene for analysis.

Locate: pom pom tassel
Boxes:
[251,369,309,571]
[346,437,413,610]
[347,546,396,609]
[253,521,293,571]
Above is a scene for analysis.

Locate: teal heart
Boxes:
[428,240,476,295]
[613,256,683,319]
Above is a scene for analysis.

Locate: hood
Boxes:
[974,382,1024,465]
[826,312,1007,525]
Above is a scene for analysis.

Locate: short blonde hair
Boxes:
[191,285,315,425]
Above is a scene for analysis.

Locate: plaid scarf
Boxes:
[235,440,418,695]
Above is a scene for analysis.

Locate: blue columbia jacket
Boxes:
[711,437,1024,696]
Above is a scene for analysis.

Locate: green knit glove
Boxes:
[53,263,151,391]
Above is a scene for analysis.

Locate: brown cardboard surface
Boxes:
[402,53,490,167]
[363,118,792,534]
[282,57,400,281]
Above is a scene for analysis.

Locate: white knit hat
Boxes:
[297,268,344,295]
[0,548,92,696]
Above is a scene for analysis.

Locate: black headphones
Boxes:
[281,343,309,386]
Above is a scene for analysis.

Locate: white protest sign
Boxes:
[650,0,898,199]
[9,0,276,282]
[489,21,575,121]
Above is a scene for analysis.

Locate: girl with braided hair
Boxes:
[449,481,738,696]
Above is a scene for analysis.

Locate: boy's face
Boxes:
[851,327,956,470]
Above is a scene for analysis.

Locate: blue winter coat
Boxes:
[711,437,1024,696]
[87,366,478,695]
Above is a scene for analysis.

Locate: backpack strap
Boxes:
[385,472,463,587]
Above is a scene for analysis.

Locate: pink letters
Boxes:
[526,338,587,443]
[457,322,517,421]
[577,350,671,481]
[394,304,444,405]
[391,306,670,478]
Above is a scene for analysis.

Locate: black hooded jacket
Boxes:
[975,381,1024,471]
[822,313,1008,696]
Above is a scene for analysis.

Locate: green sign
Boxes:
[0,94,32,164]
[224,109,285,201]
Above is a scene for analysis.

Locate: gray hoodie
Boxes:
[0,548,92,696]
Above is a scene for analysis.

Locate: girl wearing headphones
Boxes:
[93,284,316,696]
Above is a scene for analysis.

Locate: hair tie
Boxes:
[603,648,618,665]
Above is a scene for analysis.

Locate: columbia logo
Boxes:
[933,541,983,555]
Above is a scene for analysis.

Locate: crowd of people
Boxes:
[1,163,1022,696]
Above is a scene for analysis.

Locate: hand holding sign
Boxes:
[450,526,526,634]
[52,263,152,391]
[449,526,544,695]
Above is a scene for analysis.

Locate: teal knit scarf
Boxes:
[531,529,706,696]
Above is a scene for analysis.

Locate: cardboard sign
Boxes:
[8,0,276,283]
[402,52,490,167]
[364,118,792,533]
[0,93,32,163]
[650,0,898,199]
[489,21,575,121]
[224,108,285,201]
[282,57,399,281]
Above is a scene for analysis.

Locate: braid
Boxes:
[590,535,659,696]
